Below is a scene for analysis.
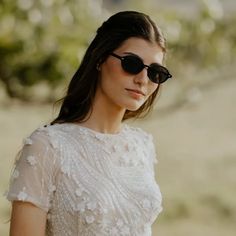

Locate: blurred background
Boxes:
[0,0,236,235]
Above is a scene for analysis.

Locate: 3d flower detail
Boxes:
[75,188,83,197]
[142,198,151,209]
[116,219,124,227]
[85,215,95,224]
[17,189,28,201]
[61,164,70,175]
[112,144,119,152]
[49,184,56,193]
[27,155,37,166]
[87,200,97,211]
[12,169,19,179]
[77,201,86,213]
[23,137,33,145]
[99,207,108,214]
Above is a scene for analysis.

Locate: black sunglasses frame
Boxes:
[110,52,172,84]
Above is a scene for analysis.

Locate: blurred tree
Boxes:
[0,0,235,102]
[0,0,104,101]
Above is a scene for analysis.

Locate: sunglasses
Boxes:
[110,52,172,84]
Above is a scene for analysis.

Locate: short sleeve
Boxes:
[148,134,158,166]
[6,128,58,212]
[132,126,158,175]
[144,133,158,177]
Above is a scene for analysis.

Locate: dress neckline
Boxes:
[62,122,128,137]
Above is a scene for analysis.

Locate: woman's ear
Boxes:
[96,63,101,71]
[96,55,107,71]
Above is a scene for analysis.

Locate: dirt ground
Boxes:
[0,77,236,235]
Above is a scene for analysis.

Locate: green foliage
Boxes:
[0,0,235,101]
[0,0,101,100]
[159,0,236,79]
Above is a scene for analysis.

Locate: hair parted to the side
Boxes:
[51,11,166,125]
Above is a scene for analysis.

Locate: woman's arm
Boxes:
[10,201,47,236]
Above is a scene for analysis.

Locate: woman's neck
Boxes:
[77,90,126,134]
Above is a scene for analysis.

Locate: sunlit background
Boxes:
[0,0,236,235]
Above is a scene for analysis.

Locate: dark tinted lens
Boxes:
[122,56,144,74]
[148,64,171,84]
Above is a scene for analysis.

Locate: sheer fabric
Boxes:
[7,123,162,236]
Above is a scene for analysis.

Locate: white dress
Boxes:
[6,123,162,236]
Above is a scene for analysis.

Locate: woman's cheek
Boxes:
[148,84,159,96]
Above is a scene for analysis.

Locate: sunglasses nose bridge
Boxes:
[133,65,150,84]
[135,62,148,74]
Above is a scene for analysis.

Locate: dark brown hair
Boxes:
[51,11,166,124]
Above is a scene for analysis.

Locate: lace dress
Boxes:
[6,123,162,236]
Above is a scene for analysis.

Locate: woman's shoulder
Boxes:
[28,123,73,139]
[23,123,68,150]
[125,124,158,166]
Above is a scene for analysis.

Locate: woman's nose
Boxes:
[133,68,149,85]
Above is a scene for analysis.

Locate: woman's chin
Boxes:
[125,102,144,111]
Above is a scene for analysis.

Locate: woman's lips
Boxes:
[126,89,145,99]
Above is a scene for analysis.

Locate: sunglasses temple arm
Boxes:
[110,53,123,60]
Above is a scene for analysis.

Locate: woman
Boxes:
[7,11,172,236]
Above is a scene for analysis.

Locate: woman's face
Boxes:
[97,37,164,112]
